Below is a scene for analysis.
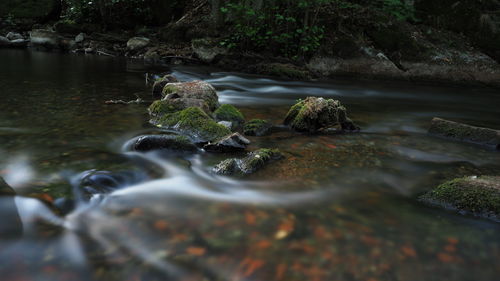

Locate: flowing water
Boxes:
[0,49,499,281]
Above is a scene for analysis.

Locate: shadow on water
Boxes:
[0,49,499,281]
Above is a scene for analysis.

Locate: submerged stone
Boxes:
[420,176,500,222]
[153,107,231,143]
[213,104,245,126]
[284,97,359,133]
[204,133,250,153]
[212,148,283,175]
[30,29,61,49]
[126,134,197,152]
[428,117,500,150]
[244,119,273,136]
[162,80,219,112]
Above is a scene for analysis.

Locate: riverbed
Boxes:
[0,49,499,281]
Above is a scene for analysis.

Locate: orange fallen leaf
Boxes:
[401,245,417,258]
[446,237,459,244]
[153,220,168,231]
[255,240,272,250]
[186,247,206,256]
[437,252,455,263]
[444,244,456,253]
[242,258,264,277]
[326,144,337,149]
[245,211,256,225]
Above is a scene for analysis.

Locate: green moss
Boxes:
[148,100,180,117]
[244,119,272,136]
[162,84,178,97]
[158,107,231,142]
[213,104,245,123]
[240,148,283,174]
[420,176,500,218]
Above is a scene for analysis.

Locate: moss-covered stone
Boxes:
[284,97,359,133]
[420,176,500,221]
[151,74,178,98]
[0,177,15,196]
[148,98,211,118]
[428,117,500,149]
[127,134,197,152]
[155,107,231,143]
[212,148,283,175]
[243,119,272,136]
[162,80,219,111]
[213,104,245,125]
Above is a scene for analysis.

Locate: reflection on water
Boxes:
[0,49,499,281]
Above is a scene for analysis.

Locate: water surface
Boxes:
[0,49,499,281]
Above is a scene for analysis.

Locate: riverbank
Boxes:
[1,1,500,87]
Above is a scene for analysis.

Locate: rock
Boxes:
[204,133,251,153]
[0,177,15,196]
[152,107,231,143]
[428,117,500,150]
[213,158,239,175]
[213,149,283,175]
[0,36,10,47]
[53,198,75,216]
[218,121,233,129]
[162,80,220,111]
[213,104,245,126]
[192,38,227,63]
[6,32,23,40]
[75,33,85,43]
[149,98,211,117]
[126,37,150,51]
[419,176,500,222]
[284,97,359,133]
[8,39,29,48]
[250,63,310,79]
[79,170,148,195]
[30,29,61,49]
[244,119,273,136]
[152,74,179,98]
[126,134,197,152]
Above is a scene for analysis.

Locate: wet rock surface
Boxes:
[244,119,273,136]
[151,107,231,144]
[151,74,179,98]
[162,80,220,112]
[213,104,245,127]
[126,134,197,152]
[284,97,359,133]
[420,176,500,222]
[213,149,283,175]
[203,133,250,153]
[428,117,500,150]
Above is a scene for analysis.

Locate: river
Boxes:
[0,49,499,281]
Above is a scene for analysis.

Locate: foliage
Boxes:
[220,0,332,59]
[219,0,416,59]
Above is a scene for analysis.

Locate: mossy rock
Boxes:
[212,148,283,175]
[126,134,197,152]
[152,74,179,98]
[154,107,231,143]
[243,119,272,136]
[284,97,359,133]
[213,104,245,125]
[162,81,219,112]
[420,176,500,221]
[0,177,15,196]
[148,98,211,119]
[428,117,500,150]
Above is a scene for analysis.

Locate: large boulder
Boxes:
[149,98,212,117]
[420,176,500,222]
[152,107,231,143]
[428,117,500,150]
[162,80,220,112]
[284,97,359,133]
[30,29,61,49]
[203,133,250,153]
[125,134,197,152]
[213,149,283,175]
